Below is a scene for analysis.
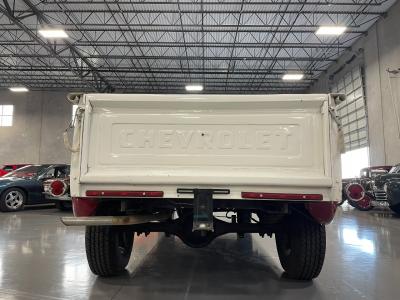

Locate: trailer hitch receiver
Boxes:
[177,188,230,232]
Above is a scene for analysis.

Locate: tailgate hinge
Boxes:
[64,106,85,153]
[328,106,342,130]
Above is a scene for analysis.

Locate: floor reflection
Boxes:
[0,206,399,299]
[341,227,375,255]
[90,235,318,300]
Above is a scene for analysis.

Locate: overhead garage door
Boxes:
[331,67,368,152]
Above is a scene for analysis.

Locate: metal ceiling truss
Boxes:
[0,0,396,93]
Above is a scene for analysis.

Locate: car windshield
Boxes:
[389,166,400,174]
[371,169,388,178]
[3,165,45,178]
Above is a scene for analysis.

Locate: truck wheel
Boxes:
[275,215,326,280]
[0,188,26,212]
[389,204,400,215]
[85,226,134,276]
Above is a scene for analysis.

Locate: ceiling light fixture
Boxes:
[316,26,347,35]
[38,29,69,39]
[282,73,304,81]
[9,87,29,92]
[185,84,204,92]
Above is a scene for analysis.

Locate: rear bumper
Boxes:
[71,197,337,225]
[61,212,170,226]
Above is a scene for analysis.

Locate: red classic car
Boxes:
[42,164,71,211]
[43,177,71,211]
[341,166,392,210]
[0,164,30,177]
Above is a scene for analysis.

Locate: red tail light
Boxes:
[72,197,99,217]
[241,192,323,201]
[50,180,67,197]
[345,183,365,201]
[86,190,164,197]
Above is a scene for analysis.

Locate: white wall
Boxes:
[309,0,400,166]
[0,90,72,164]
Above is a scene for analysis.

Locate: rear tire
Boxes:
[275,214,326,280]
[0,188,26,212]
[85,226,134,276]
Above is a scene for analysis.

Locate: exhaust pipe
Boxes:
[61,212,170,226]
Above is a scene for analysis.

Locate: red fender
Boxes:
[305,201,337,224]
[72,197,99,217]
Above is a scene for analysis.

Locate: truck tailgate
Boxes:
[78,94,332,187]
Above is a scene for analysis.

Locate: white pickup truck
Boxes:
[62,93,342,280]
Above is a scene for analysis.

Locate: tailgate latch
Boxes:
[177,188,230,232]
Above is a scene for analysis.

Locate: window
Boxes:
[389,165,400,174]
[54,165,70,178]
[0,105,13,126]
[40,166,69,179]
[341,147,369,178]
[42,167,56,178]
[331,67,368,152]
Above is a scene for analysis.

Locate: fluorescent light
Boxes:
[9,87,29,92]
[282,73,304,81]
[38,29,68,39]
[316,26,347,36]
[185,84,203,92]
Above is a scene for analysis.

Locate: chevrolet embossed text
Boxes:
[119,128,292,150]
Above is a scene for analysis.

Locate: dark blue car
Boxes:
[0,164,69,212]
[376,164,400,215]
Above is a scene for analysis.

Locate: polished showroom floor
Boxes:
[0,204,399,300]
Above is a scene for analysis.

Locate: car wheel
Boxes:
[0,188,26,212]
[275,214,326,280]
[85,226,134,276]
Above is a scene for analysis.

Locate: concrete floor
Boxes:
[0,205,399,300]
